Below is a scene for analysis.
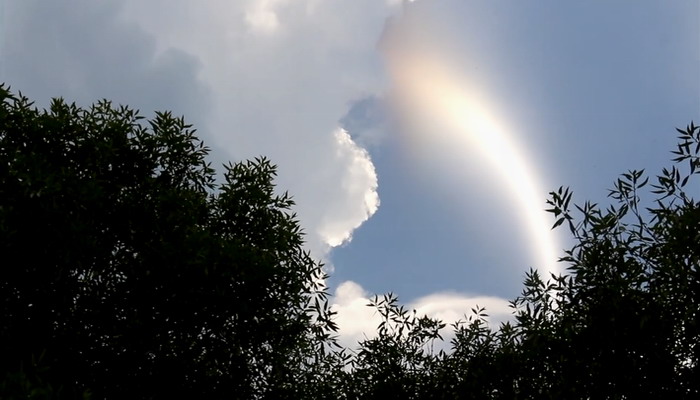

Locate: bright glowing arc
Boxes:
[392,58,559,275]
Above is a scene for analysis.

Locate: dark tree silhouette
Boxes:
[0,85,335,399]
[342,123,700,399]
[2,84,698,399]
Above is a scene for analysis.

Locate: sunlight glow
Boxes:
[388,54,560,276]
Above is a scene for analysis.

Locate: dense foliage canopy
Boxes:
[341,122,700,399]
[0,85,336,399]
[1,85,698,399]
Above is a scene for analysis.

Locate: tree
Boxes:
[521,122,700,398]
[343,293,445,400]
[0,85,336,399]
[340,122,700,399]
[4,83,698,399]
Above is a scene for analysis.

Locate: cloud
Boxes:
[0,1,213,148]
[1,0,399,260]
[331,280,513,350]
[316,129,380,248]
[411,292,513,327]
[331,281,383,349]
[245,0,289,34]
[117,0,402,258]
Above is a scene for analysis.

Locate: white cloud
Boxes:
[111,0,398,260]
[331,280,514,350]
[0,0,398,261]
[317,129,379,248]
[245,0,288,34]
[411,292,513,327]
[331,281,383,349]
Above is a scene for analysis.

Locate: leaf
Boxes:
[552,217,565,229]
[638,176,649,188]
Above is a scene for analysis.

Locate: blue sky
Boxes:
[333,0,700,296]
[2,0,698,347]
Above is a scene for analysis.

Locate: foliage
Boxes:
[342,122,700,399]
[2,84,698,399]
[343,293,445,399]
[0,85,336,399]
[536,121,700,398]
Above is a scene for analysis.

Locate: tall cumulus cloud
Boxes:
[0,0,401,258]
[117,0,401,257]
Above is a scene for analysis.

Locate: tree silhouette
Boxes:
[342,123,700,399]
[2,84,697,399]
[0,85,335,399]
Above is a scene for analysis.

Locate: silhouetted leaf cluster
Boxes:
[0,85,336,399]
[343,122,699,399]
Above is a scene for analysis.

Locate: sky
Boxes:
[2,0,699,348]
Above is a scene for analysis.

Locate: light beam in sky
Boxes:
[385,36,561,278]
